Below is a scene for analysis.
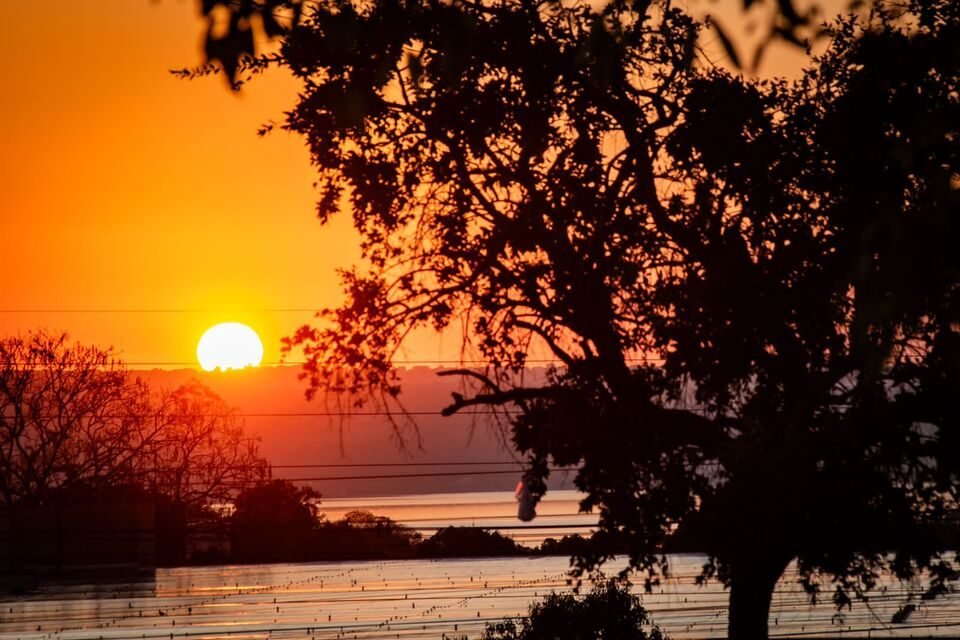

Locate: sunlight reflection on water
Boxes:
[1,492,958,639]
[3,556,959,639]
[319,490,595,545]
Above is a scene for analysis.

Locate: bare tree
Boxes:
[0,332,154,505]
[143,379,269,510]
[0,331,269,513]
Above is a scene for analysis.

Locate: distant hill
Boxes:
[135,366,576,498]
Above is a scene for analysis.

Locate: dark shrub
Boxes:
[482,580,666,640]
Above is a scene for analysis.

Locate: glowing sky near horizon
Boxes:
[0,1,828,369]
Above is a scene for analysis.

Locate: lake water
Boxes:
[2,491,959,639]
[318,490,595,546]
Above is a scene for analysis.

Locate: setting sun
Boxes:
[197,322,264,371]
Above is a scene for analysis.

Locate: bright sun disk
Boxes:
[197,322,264,371]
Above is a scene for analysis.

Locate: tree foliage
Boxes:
[144,380,269,508]
[0,331,269,512]
[482,580,666,640]
[207,0,958,637]
[327,509,422,557]
[231,479,322,561]
[0,332,149,505]
[415,525,529,558]
[190,0,853,86]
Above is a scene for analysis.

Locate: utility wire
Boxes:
[70,461,549,469]
[140,461,577,469]
[0,308,320,313]
[92,464,581,476]
[2,410,521,417]
[1,408,716,417]
[5,357,665,365]
[171,468,580,483]
[266,461,532,468]
[10,524,595,535]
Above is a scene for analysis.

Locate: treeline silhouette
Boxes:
[0,332,269,513]
[0,332,272,573]
[0,333,586,573]
[214,480,589,564]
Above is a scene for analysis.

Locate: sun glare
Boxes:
[197,322,264,371]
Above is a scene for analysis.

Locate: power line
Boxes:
[100,464,580,474]
[0,308,320,313]
[289,469,578,481]
[210,469,580,482]
[339,513,591,524]
[269,461,531,468]
[11,523,594,535]
[2,408,717,419]
[115,359,580,365]
[78,466,582,483]
[5,357,666,365]
[1,410,521,418]
[239,410,519,417]
[1,461,539,470]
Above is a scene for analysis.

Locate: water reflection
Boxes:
[2,555,959,639]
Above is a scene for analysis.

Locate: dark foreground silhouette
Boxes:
[481,580,666,640]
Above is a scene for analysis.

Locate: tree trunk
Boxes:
[727,556,789,640]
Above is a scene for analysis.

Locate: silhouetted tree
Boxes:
[323,509,421,558]
[482,580,666,640]
[231,480,322,561]
[204,1,956,637]
[0,332,269,513]
[186,0,856,86]
[415,526,529,558]
[537,534,589,558]
[145,379,270,564]
[658,3,960,634]
[0,332,156,505]
[143,379,269,509]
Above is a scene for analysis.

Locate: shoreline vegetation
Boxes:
[0,510,590,595]
[215,510,591,566]
[218,480,591,566]
[200,480,592,566]
[0,480,594,588]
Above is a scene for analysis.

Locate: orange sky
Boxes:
[0,1,360,367]
[0,1,828,370]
